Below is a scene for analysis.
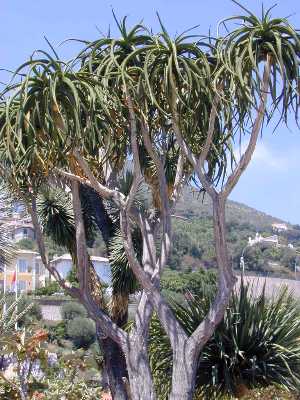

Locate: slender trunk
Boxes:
[126,333,156,400]
[18,367,29,400]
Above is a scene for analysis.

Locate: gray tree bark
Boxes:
[169,344,199,400]
[169,196,235,400]
[100,335,129,400]
[126,332,156,400]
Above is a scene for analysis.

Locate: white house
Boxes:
[248,232,279,246]
[12,222,35,242]
[272,223,288,233]
[0,215,35,242]
[50,253,111,284]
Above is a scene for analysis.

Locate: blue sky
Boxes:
[1,0,299,223]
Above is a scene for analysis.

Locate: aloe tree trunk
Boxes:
[169,344,199,400]
[126,335,156,400]
[100,334,129,400]
[81,185,129,400]
[125,295,156,400]
[169,196,235,400]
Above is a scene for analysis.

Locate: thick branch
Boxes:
[126,92,143,213]
[55,168,93,187]
[171,102,217,199]
[141,122,172,273]
[199,94,221,168]
[221,57,271,198]
[120,209,188,349]
[73,150,126,208]
[187,196,235,352]
[170,151,186,206]
[71,180,90,294]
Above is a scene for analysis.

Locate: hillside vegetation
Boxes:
[171,189,300,276]
[18,188,300,277]
[176,189,286,229]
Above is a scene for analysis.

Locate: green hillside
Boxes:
[175,189,286,230]
[172,189,300,277]
[17,188,300,278]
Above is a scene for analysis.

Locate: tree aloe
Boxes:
[0,4,299,399]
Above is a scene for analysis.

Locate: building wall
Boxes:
[54,260,73,279]
[52,259,111,284]
[0,251,43,293]
[13,227,35,242]
[94,261,111,284]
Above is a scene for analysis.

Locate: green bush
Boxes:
[61,302,87,321]
[243,246,265,271]
[35,281,61,296]
[19,298,42,326]
[66,317,96,349]
[47,321,67,342]
[161,268,216,296]
[17,238,36,250]
[149,280,300,399]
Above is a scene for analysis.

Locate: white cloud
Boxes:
[234,141,298,172]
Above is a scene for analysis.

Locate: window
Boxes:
[18,259,28,273]
[18,281,26,291]
[23,228,28,237]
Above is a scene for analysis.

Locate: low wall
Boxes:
[235,275,300,298]
[34,296,71,321]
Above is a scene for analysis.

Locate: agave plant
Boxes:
[149,279,300,399]
[0,295,34,336]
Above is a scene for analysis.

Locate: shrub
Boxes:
[5,295,42,327]
[35,281,61,296]
[161,268,216,295]
[243,246,265,271]
[19,298,42,326]
[17,238,36,250]
[61,302,87,321]
[66,317,96,349]
[47,321,66,342]
[149,280,300,399]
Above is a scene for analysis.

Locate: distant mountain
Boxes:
[175,188,287,231]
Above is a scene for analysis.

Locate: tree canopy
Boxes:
[0,3,299,399]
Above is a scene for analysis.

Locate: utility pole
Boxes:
[240,255,245,274]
